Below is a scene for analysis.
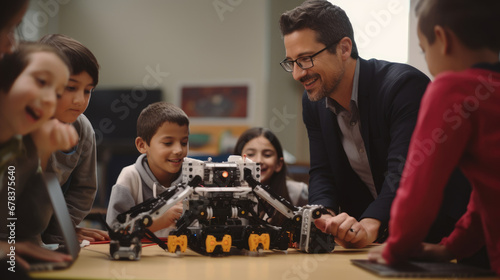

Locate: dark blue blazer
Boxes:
[303,58,471,239]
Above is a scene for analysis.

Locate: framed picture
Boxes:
[188,125,249,156]
[179,82,252,123]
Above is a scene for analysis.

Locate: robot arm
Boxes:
[243,167,334,253]
[114,183,195,233]
[243,167,297,219]
[108,177,199,260]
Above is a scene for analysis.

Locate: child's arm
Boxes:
[396,197,485,263]
[440,190,485,259]
[0,241,72,270]
[106,182,139,226]
[32,119,78,170]
[40,117,98,244]
[106,164,144,228]
[56,117,98,225]
[380,78,473,264]
[148,202,183,232]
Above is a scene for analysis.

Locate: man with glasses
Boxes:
[279,0,472,249]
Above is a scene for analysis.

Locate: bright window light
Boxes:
[329,0,410,63]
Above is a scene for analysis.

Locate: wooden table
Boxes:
[30,244,498,280]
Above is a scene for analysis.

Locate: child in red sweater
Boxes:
[368,0,500,274]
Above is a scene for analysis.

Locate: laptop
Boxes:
[351,259,496,278]
[27,173,80,271]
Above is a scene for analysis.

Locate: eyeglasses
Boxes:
[280,44,332,72]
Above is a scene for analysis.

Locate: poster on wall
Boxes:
[179,82,252,157]
[180,85,249,120]
[188,125,249,157]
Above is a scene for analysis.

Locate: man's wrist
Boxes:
[360,218,381,243]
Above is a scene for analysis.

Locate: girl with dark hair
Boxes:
[234,127,308,224]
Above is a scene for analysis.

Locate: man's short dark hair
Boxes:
[137,102,189,145]
[416,0,500,52]
[279,0,359,59]
[39,34,100,86]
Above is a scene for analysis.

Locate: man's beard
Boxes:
[304,70,344,102]
[306,84,328,102]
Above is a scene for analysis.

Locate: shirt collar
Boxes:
[351,58,360,104]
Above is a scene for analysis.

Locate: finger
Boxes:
[98,229,110,240]
[313,218,327,232]
[98,233,110,241]
[367,250,387,264]
[336,217,357,240]
[367,251,378,261]
[80,228,109,237]
[88,230,107,241]
[343,229,356,243]
[67,125,79,147]
[61,126,76,150]
[343,222,362,242]
[95,234,106,241]
[17,243,72,262]
[345,229,363,243]
[347,226,368,244]
[332,237,349,248]
[324,213,349,236]
[324,219,340,236]
[80,234,96,242]
[16,256,30,270]
[52,125,63,149]
[90,233,106,241]
[95,230,110,240]
[53,124,77,151]
[59,130,71,151]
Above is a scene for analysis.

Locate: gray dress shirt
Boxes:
[325,60,377,199]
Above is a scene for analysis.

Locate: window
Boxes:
[329,0,410,63]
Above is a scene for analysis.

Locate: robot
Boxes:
[107,156,335,260]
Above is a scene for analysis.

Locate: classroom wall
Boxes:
[21,0,428,164]
[408,0,431,77]
[267,0,307,163]
[56,0,268,124]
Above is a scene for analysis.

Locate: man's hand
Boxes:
[0,241,72,270]
[76,227,110,243]
[314,212,380,248]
